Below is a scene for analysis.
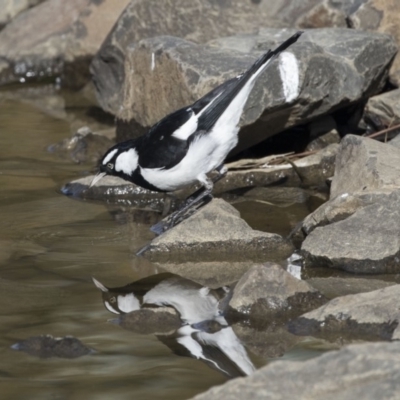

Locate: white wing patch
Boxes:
[102,148,118,165]
[115,148,139,175]
[172,110,198,140]
[279,51,299,102]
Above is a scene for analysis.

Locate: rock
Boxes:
[301,191,385,235]
[48,126,115,164]
[231,323,302,359]
[306,277,396,299]
[365,89,400,128]
[0,0,44,30]
[0,0,131,87]
[95,28,396,153]
[349,0,400,85]
[91,0,286,118]
[228,263,326,323]
[241,186,312,205]
[141,199,294,262]
[330,135,400,198]
[302,190,400,273]
[389,133,400,149]
[289,284,400,341]
[192,341,400,400]
[11,335,94,358]
[117,307,181,335]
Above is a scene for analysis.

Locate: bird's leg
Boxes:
[150,165,228,235]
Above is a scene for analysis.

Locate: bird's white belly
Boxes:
[140,130,238,192]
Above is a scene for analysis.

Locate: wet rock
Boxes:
[97,28,396,153]
[192,341,400,400]
[11,335,94,358]
[289,284,400,341]
[241,186,312,206]
[306,277,396,299]
[302,190,400,273]
[232,322,301,359]
[48,126,115,164]
[0,0,44,30]
[141,200,294,262]
[331,135,400,198]
[91,0,285,118]
[117,307,181,335]
[228,263,326,323]
[0,0,131,87]
[365,89,400,128]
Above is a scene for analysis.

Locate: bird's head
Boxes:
[90,142,139,187]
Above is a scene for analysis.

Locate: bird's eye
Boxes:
[107,163,114,170]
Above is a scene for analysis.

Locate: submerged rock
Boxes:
[192,341,400,400]
[228,263,326,323]
[289,284,400,341]
[141,199,294,262]
[11,335,94,359]
[93,28,396,153]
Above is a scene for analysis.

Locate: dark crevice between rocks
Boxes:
[288,315,399,342]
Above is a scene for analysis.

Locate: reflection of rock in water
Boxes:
[93,273,255,377]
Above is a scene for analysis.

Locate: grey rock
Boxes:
[228,263,326,323]
[11,335,94,359]
[142,199,294,262]
[117,307,181,335]
[349,0,400,85]
[365,89,400,128]
[301,190,400,273]
[306,277,396,299]
[0,0,44,29]
[289,284,400,341]
[192,341,400,400]
[241,186,312,206]
[0,0,131,87]
[389,133,400,149]
[91,0,285,118]
[331,135,400,198]
[94,28,396,153]
[301,191,386,235]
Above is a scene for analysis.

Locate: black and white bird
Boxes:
[91,31,302,229]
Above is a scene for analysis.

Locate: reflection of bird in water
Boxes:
[93,273,255,377]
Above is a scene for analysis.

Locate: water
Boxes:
[0,88,333,399]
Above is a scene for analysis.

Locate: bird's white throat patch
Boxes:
[115,148,139,175]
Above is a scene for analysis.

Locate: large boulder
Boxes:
[192,341,400,400]
[289,284,400,341]
[92,28,396,152]
[0,0,44,29]
[0,0,131,88]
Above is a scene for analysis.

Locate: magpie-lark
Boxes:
[91,31,303,231]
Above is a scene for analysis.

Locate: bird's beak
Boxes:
[89,172,106,188]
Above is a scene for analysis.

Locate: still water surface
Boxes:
[0,91,331,399]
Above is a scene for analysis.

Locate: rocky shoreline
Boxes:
[3,0,400,398]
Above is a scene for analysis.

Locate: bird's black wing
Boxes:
[137,107,193,169]
[195,31,302,132]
